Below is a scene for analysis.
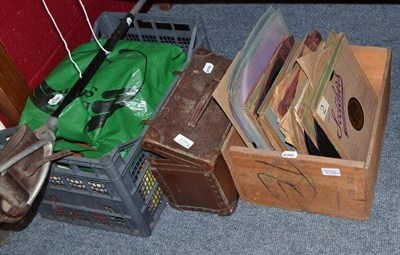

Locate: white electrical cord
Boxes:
[77,0,111,55]
[42,0,112,78]
[41,0,83,78]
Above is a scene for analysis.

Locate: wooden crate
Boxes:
[220,46,392,220]
[157,3,173,11]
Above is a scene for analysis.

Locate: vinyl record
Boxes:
[314,119,341,159]
[304,131,320,156]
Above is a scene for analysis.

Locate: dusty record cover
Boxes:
[313,34,378,161]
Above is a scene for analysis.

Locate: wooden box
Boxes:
[219,46,391,220]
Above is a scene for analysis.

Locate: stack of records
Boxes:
[227,7,378,161]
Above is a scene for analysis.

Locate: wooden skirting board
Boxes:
[0,43,30,126]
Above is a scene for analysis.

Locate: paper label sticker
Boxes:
[0,121,5,131]
[126,17,133,26]
[282,151,298,159]
[317,96,330,121]
[48,94,64,106]
[321,168,341,176]
[174,134,194,149]
[203,63,214,74]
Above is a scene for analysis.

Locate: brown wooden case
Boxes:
[149,154,238,216]
[142,48,239,215]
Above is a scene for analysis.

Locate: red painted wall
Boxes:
[0,0,139,90]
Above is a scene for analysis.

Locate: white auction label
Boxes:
[281,151,298,158]
[321,167,341,177]
[174,134,194,149]
[203,63,214,74]
[317,96,330,121]
[48,94,64,105]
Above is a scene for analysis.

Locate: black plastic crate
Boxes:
[0,13,209,237]
[38,139,166,236]
[93,12,210,62]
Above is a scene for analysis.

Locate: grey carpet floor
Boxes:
[1,3,399,255]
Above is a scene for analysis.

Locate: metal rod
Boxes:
[129,0,147,15]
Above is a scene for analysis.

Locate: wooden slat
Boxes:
[0,43,30,126]
[363,49,392,215]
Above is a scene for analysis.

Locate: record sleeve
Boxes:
[312,34,378,161]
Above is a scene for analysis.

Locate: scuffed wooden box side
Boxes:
[360,47,392,217]
[221,46,391,220]
[224,130,367,220]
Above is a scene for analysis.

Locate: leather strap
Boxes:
[187,79,220,128]
[25,150,72,177]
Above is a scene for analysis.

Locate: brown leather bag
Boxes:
[0,126,71,223]
[142,48,238,216]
